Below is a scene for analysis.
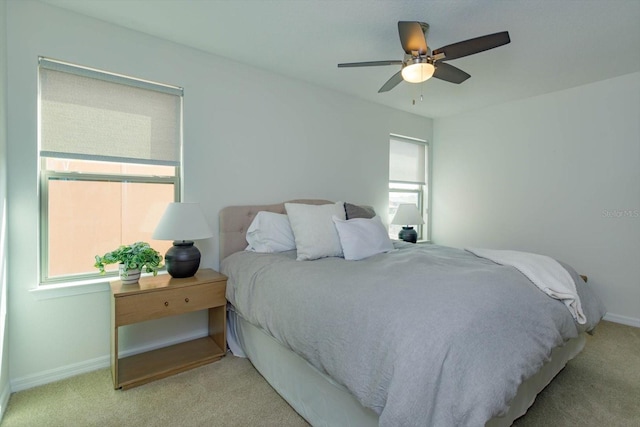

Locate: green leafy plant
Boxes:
[94,241,163,276]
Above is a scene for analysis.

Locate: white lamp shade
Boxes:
[391,204,425,226]
[152,202,213,241]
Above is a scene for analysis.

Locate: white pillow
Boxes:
[245,211,296,253]
[285,202,346,261]
[332,215,394,261]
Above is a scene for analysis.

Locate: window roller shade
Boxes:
[39,59,182,166]
[389,138,426,184]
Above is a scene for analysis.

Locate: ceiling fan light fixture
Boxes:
[338,22,510,93]
[401,61,435,83]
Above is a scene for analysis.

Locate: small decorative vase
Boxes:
[119,265,141,284]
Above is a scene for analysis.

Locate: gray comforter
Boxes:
[221,243,606,426]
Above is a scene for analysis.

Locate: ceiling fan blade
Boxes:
[338,60,403,68]
[432,31,510,61]
[378,71,404,93]
[432,62,471,84]
[398,21,429,55]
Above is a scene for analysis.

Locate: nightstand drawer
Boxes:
[115,282,225,326]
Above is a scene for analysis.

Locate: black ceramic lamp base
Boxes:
[165,241,201,278]
[398,227,418,243]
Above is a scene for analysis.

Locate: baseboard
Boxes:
[10,330,208,392]
[603,312,640,328]
[12,313,636,393]
[0,379,11,421]
[10,353,110,392]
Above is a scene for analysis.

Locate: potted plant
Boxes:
[94,241,163,284]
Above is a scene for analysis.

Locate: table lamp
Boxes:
[152,202,213,278]
[391,203,425,243]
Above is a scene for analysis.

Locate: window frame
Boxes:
[37,58,183,286]
[39,167,180,285]
[388,135,431,242]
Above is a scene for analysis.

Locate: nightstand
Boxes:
[110,268,227,389]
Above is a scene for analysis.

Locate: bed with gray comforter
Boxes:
[221,242,605,426]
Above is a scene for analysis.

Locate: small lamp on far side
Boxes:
[152,202,213,278]
[391,203,425,243]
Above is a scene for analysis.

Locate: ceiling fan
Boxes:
[338,22,510,93]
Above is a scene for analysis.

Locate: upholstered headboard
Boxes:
[218,199,333,262]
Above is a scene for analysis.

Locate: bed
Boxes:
[219,200,606,426]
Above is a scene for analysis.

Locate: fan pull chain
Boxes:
[412,85,424,105]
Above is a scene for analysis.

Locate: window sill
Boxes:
[31,271,168,300]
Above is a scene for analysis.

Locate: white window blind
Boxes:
[39,58,182,166]
[389,136,426,184]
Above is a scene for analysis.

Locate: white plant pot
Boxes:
[119,265,141,284]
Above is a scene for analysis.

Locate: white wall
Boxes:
[0,0,11,416]
[432,72,640,326]
[5,1,431,389]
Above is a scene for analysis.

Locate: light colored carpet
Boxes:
[512,320,640,427]
[2,320,638,426]
[2,355,308,427]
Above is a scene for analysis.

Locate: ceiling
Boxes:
[39,0,640,118]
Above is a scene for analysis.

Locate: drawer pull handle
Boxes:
[164,301,169,307]
[185,297,190,303]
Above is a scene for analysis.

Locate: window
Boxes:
[38,58,183,284]
[389,135,429,240]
